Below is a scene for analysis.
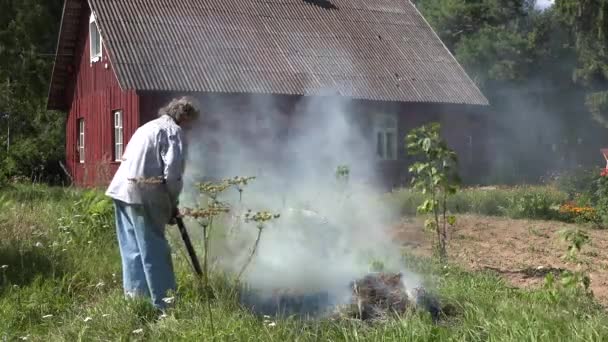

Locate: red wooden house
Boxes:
[46,0,488,188]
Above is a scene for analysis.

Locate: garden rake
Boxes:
[175,216,203,277]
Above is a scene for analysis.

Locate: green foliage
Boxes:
[502,191,560,220]
[554,166,601,201]
[455,25,534,86]
[414,0,531,51]
[3,185,608,340]
[391,177,608,226]
[544,270,592,300]
[0,0,65,183]
[413,0,607,183]
[406,122,460,263]
[554,0,608,126]
[545,224,593,300]
[388,185,569,220]
[55,189,115,247]
[558,228,591,261]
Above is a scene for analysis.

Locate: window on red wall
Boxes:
[373,113,397,161]
[77,118,85,163]
[113,110,124,161]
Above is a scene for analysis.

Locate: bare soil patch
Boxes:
[393,215,608,305]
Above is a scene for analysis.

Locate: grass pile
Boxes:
[1,184,608,340]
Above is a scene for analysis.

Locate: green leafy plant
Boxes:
[544,227,593,299]
[502,192,560,220]
[55,189,114,247]
[544,270,592,300]
[406,122,460,263]
[558,228,590,262]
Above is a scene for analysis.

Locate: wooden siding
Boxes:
[64,5,139,187]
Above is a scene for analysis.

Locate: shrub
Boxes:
[388,185,569,221]
[56,189,115,246]
[500,189,565,220]
[553,166,602,202]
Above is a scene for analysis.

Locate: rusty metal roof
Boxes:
[48,0,488,110]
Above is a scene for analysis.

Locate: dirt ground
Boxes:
[393,215,608,306]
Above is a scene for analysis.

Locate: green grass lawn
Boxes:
[1,184,608,341]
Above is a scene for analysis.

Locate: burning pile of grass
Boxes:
[348,272,411,320]
[333,272,440,322]
[240,272,442,323]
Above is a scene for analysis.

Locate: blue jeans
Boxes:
[113,199,176,310]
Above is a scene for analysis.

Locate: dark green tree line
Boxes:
[415,0,608,184]
[554,0,608,128]
[0,0,65,183]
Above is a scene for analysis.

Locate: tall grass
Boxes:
[1,185,607,340]
[387,185,569,220]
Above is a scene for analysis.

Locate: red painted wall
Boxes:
[65,6,139,187]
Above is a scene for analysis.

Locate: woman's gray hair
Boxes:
[158,96,200,122]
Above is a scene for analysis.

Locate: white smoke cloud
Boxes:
[179,92,421,311]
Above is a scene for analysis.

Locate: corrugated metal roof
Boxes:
[47,0,83,111]
[48,0,489,109]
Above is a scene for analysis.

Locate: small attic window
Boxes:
[89,13,102,63]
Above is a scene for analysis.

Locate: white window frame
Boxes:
[77,119,85,163]
[113,110,124,162]
[373,113,398,161]
[89,12,102,63]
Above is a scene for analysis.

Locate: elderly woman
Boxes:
[105,96,200,311]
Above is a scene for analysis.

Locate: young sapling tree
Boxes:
[406,123,460,263]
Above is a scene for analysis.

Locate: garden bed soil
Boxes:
[393,215,608,306]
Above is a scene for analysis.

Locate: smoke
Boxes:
[179,92,421,311]
[475,78,608,185]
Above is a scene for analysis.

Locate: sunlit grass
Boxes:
[1,184,607,341]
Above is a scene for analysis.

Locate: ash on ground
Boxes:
[240,272,442,322]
